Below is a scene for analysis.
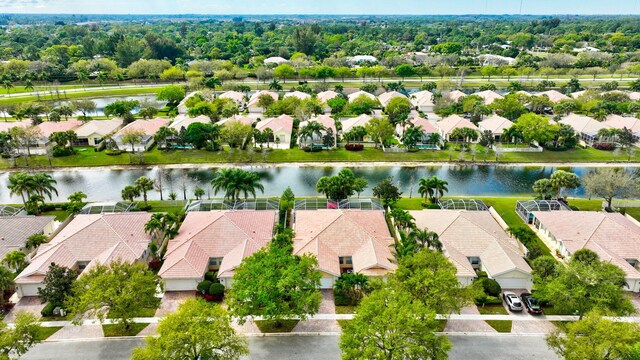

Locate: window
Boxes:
[467,256,480,266]
[626,259,639,268]
[339,256,353,265]
[77,261,89,270]
[208,257,223,266]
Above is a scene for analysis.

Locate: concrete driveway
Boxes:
[155,291,194,316]
[4,296,44,321]
[444,305,497,333]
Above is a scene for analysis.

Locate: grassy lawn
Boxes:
[35,326,63,340]
[477,304,508,315]
[40,313,71,322]
[337,319,350,328]
[40,209,71,222]
[102,323,149,337]
[623,208,640,221]
[3,146,640,169]
[485,320,512,333]
[551,321,569,332]
[335,305,357,314]
[436,320,448,332]
[254,320,299,333]
[144,200,187,213]
[0,87,161,105]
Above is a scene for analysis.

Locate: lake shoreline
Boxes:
[2,160,639,173]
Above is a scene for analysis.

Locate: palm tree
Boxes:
[410,228,443,252]
[210,168,265,201]
[402,125,424,149]
[144,212,179,239]
[23,79,34,92]
[134,176,154,207]
[3,250,27,272]
[299,121,325,147]
[121,185,141,202]
[389,208,415,232]
[392,231,420,262]
[262,128,274,148]
[32,173,58,200]
[0,266,14,303]
[25,233,48,251]
[268,79,282,91]
[430,176,449,203]
[7,172,37,206]
[417,177,435,204]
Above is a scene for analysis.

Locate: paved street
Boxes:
[22,334,559,360]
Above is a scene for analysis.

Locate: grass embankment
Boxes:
[3,146,640,170]
[254,320,299,333]
[335,305,356,314]
[485,320,513,333]
[35,326,63,340]
[102,323,149,337]
[0,86,161,105]
[477,304,508,315]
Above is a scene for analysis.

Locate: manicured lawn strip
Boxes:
[0,87,161,105]
[477,304,508,315]
[436,320,447,332]
[41,209,71,222]
[40,314,71,322]
[485,320,512,333]
[144,200,188,213]
[335,305,356,314]
[102,323,149,337]
[622,208,640,222]
[337,319,350,328]
[35,326,63,340]
[551,321,570,332]
[4,146,640,169]
[254,320,299,333]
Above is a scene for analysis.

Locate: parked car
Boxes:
[502,291,523,312]
[520,292,543,315]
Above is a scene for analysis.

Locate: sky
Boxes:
[0,0,640,15]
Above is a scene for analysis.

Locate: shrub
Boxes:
[1,153,10,159]
[302,146,322,152]
[476,271,488,278]
[421,202,441,209]
[137,205,152,211]
[209,283,225,296]
[475,294,503,305]
[334,292,353,306]
[105,149,124,156]
[52,147,75,157]
[592,143,616,151]
[41,302,56,317]
[196,280,213,294]
[345,144,364,151]
[480,278,502,297]
[204,271,218,283]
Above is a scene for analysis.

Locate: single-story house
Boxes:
[247,90,279,113]
[571,90,586,99]
[159,210,277,291]
[0,216,56,259]
[21,120,84,155]
[378,91,408,108]
[436,114,480,142]
[559,113,611,145]
[410,90,435,113]
[532,211,640,292]
[298,115,337,148]
[113,118,170,152]
[15,212,153,297]
[603,114,640,143]
[169,115,210,132]
[347,90,376,103]
[477,54,516,66]
[219,91,246,107]
[478,115,514,141]
[446,90,467,103]
[293,209,396,289]
[317,91,340,113]
[396,116,439,144]
[536,90,571,103]
[409,210,533,289]
[177,92,201,115]
[0,120,29,133]
[284,91,311,101]
[73,118,123,147]
[264,56,289,65]
[217,115,254,127]
[474,90,504,105]
[255,114,294,149]
[341,114,373,142]
[347,55,378,65]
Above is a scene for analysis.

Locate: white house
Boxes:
[378,91,408,108]
[219,91,246,107]
[247,90,279,113]
[73,118,123,147]
[298,115,337,148]
[559,113,611,145]
[474,90,504,105]
[347,90,376,102]
[478,115,514,141]
[255,114,294,149]
[436,114,480,142]
[113,118,170,152]
[411,90,435,113]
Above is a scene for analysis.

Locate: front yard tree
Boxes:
[121,129,145,152]
[534,249,634,319]
[582,168,640,210]
[547,312,640,360]
[131,298,249,360]
[385,97,411,126]
[364,117,394,148]
[66,261,162,331]
[227,231,322,329]
[340,286,450,360]
[37,263,78,308]
[0,311,42,359]
[514,113,558,146]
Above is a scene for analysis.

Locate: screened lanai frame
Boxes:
[185,199,280,212]
[438,199,488,211]
[0,205,23,216]
[79,201,135,214]
[294,198,384,211]
[516,200,571,224]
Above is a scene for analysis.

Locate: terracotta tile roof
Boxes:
[437,114,479,134]
[0,216,55,259]
[219,91,245,104]
[347,91,376,102]
[533,211,640,279]
[559,113,610,136]
[475,90,504,105]
[37,120,83,137]
[218,115,254,127]
[248,90,279,107]
[255,114,294,134]
[0,120,29,132]
[447,90,467,102]
[478,115,514,135]
[341,114,373,133]
[74,118,123,137]
[378,91,408,107]
[409,210,531,278]
[317,91,340,103]
[15,213,152,284]
[284,91,311,100]
[603,115,640,134]
[536,90,571,103]
[169,115,210,131]
[293,210,395,277]
[159,211,277,279]
[396,116,438,136]
[114,118,170,137]
[301,115,337,133]
[410,90,435,108]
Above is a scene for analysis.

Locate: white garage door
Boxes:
[164,279,198,291]
[495,277,530,290]
[320,277,334,289]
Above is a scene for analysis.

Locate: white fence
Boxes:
[492,145,543,153]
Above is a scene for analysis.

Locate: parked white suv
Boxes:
[502,291,523,312]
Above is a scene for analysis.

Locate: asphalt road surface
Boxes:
[22,334,559,359]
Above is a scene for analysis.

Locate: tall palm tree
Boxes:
[134,176,155,207]
[417,177,435,203]
[0,266,14,303]
[401,125,424,149]
[392,231,420,262]
[410,228,443,252]
[430,176,449,203]
[210,168,264,201]
[32,173,58,200]
[7,172,37,206]
[3,250,27,272]
[299,121,325,147]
